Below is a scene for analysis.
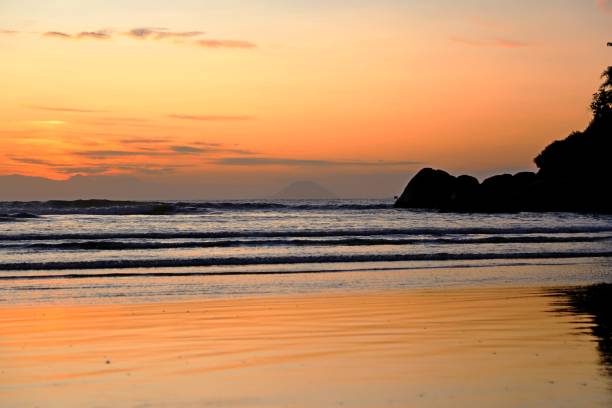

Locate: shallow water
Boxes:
[1,287,610,407]
[0,200,611,303]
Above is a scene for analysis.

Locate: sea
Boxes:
[1,199,611,304]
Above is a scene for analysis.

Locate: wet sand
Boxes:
[1,286,611,407]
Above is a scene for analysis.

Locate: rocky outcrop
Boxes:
[394,67,612,213]
[395,165,611,213]
[394,169,540,212]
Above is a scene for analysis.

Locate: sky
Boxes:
[0,0,610,198]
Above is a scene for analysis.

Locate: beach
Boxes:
[2,283,611,407]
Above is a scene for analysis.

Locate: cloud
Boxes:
[54,166,111,175]
[214,157,420,167]
[74,143,254,159]
[124,27,158,38]
[120,138,169,144]
[194,141,222,147]
[39,27,255,50]
[9,157,56,166]
[42,30,111,40]
[76,31,111,40]
[125,27,204,39]
[171,143,254,155]
[56,163,183,176]
[168,114,253,121]
[28,105,106,113]
[170,145,205,154]
[43,31,71,39]
[73,150,161,159]
[196,39,256,49]
[450,36,529,48]
[0,29,18,35]
[597,0,612,12]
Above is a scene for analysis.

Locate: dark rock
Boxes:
[394,168,457,209]
[447,175,480,211]
[512,172,537,186]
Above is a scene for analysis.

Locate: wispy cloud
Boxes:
[168,114,253,121]
[43,30,111,40]
[0,29,18,35]
[43,31,71,39]
[54,166,111,175]
[597,0,612,13]
[9,157,56,166]
[214,157,420,167]
[39,27,256,50]
[196,39,256,49]
[73,150,163,159]
[450,36,529,48]
[170,145,205,154]
[77,31,111,40]
[28,105,106,113]
[124,27,204,40]
[120,138,169,144]
[73,144,254,159]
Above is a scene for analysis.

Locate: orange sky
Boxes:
[0,0,610,195]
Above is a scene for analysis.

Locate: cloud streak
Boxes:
[39,27,256,49]
[9,157,56,166]
[73,150,159,159]
[214,157,420,167]
[196,39,256,49]
[120,138,169,144]
[170,145,205,154]
[125,28,204,40]
[73,144,254,159]
[43,31,111,40]
[43,31,71,39]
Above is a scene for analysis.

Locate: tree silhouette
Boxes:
[590,66,612,121]
[534,66,611,177]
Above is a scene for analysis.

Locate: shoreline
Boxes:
[2,258,611,307]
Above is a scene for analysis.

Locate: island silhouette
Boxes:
[395,66,612,213]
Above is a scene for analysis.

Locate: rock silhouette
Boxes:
[395,67,612,213]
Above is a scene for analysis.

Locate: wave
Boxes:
[2,226,612,242]
[0,212,40,222]
[4,235,609,251]
[0,260,585,281]
[0,199,391,215]
[0,251,610,271]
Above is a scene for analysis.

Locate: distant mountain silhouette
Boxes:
[395,66,612,213]
[273,181,337,200]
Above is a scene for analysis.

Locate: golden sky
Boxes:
[0,0,610,189]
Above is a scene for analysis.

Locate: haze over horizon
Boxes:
[1,0,611,199]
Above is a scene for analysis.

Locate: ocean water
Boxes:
[1,199,611,304]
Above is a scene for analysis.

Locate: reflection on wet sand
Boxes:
[550,284,612,378]
[1,286,611,407]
